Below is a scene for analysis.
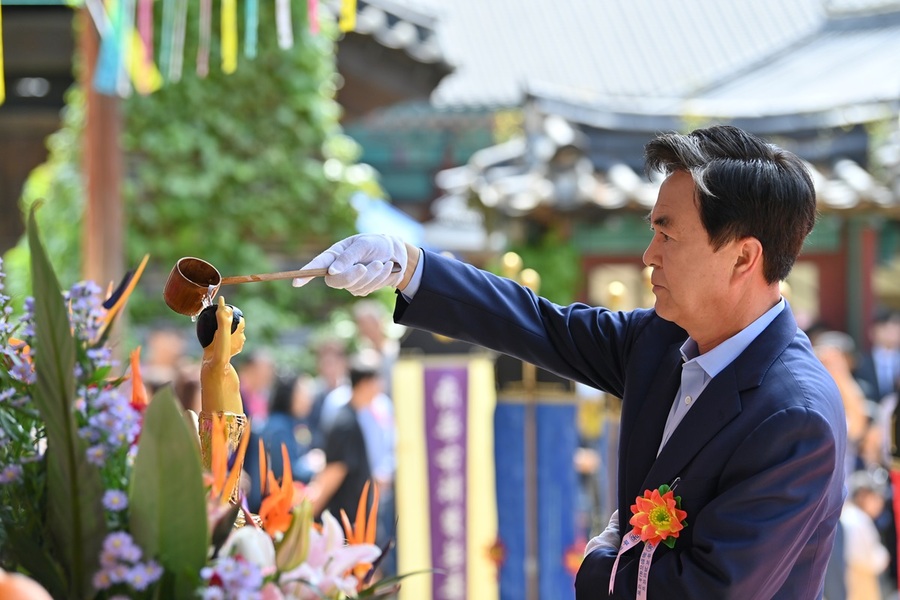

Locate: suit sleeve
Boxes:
[395,249,652,396]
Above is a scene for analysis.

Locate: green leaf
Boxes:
[129,388,208,596]
[27,207,106,600]
[3,528,68,599]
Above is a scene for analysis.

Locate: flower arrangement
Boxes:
[0,210,406,599]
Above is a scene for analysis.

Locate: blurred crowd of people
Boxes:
[808,309,900,600]
[138,299,399,578]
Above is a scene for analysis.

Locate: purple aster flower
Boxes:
[0,388,15,403]
[108,563,130,584]
[103,532,142,563]
[87,347,114,369]
[99,549,118,569]
[86,445,106,466]
[0,464,23,484]
[127,560,163,591]
[9,361,35,385]
[103,490,128,512]
[92,569,113,590]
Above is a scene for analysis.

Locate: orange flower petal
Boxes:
[130,347,148,409]
[365,483,379,545]
[221,424,251,502]
[354,480,370,545]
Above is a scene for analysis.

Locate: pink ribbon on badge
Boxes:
[608,532,660,600]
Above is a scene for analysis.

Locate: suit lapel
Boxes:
[643,366,742,489]
[622,343,683,505]
[639,304,799,488]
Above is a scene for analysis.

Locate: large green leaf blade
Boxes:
[129,388,208,595]
[27,208,106,599]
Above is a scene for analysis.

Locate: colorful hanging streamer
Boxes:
[117,0,135,97]
[276,0,294,50]
[221,0,237,74]
[0,0,5,106]
[138,0,153,82]
[197,0,212,77]
[307,0,319,35]
[169,0,187,82]
[87,0,161,96]
[339,0,356,32]
[245,0,258,58]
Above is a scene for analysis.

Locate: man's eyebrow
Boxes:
[645,212,671,228]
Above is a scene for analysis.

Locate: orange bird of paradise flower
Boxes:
[129,347,149,411]
[258,442,297,537]
[629,485,688,549]
[340,479,380,583]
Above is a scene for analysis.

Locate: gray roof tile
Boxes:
[388,0,825,108]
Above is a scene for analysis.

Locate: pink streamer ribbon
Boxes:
[608,532,659,600]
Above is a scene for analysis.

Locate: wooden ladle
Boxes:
[163,257,329,316]
[163,256,399,316]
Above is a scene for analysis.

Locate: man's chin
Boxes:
[653,302,674,323]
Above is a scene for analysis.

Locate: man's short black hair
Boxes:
[644,125,817,284]
[196,303,243,348]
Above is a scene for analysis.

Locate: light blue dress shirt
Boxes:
[657,298,786,455]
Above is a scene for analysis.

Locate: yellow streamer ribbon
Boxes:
[339,0,356,32]
[129,31,163,95]
[221,0,237,74]
[0,0,5,106]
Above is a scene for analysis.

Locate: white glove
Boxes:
[292,234,407,296]
[584,509,621,556]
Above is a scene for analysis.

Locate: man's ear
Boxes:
[733,237,764,277]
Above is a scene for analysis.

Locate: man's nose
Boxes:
[642,238,657,268]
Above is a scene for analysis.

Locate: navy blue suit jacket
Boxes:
[395,250,846,599]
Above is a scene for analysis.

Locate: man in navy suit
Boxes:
[294,125,846,598]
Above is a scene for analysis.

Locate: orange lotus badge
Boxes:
[629,483,687,549]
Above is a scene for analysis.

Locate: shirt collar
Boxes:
[680,298,786,379]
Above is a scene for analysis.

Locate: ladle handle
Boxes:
[221,268,329,285]
[220,263,400,285]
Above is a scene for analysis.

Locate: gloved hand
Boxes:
[584,509,621,556]
[292,234,407,296]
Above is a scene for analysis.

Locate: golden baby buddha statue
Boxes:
[196,295,248,503]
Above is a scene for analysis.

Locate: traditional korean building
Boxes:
[347,0,900,343]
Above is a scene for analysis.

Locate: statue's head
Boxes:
[196,303,244,350]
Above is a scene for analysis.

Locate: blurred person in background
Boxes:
[308,353,378,523]
[237,349,276,425]
[353,300,400,393]
[308,337,349,450]
[142,327,187,394]
[813,331,870,476]
[246,373,319,512]
[262,373,317,483]
[318,349,396,575]
[855,310,900,405]
[841,470,890,600]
